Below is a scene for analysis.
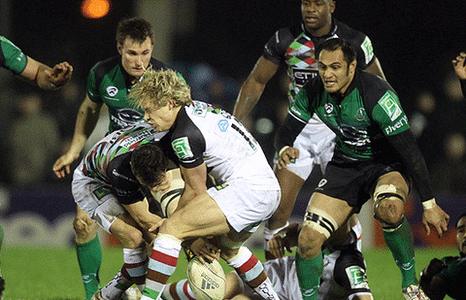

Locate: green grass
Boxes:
[0,246,456,299]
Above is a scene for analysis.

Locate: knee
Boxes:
[73,215,96,243]
[374,197,405,226]
[297,224,326,259]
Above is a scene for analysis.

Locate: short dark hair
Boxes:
[131,143,168,187]
[116,17,154,46]
[317,38,356,65]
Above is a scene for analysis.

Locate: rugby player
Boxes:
[276,38,449,300]
[52,17,177,299]
[130,69,281,300]
[72,123,180,300]
[0,34,72,299]
[232,1,421,296]
[420,213,466,299]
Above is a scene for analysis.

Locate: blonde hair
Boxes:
[129,69,192,109]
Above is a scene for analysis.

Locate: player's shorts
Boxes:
[207,179,280,233]
[314,155,404,211]
[72,167,124,233]
[281,117,335,180]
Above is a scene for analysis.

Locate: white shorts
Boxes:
[284,117,335,180]
[207,180,280,233]
[72,167,125,233]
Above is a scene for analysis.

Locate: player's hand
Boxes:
[46,61,73,88]
[452,52,466,80]
[422,200,449,237]
[277,146,300,170]
[53,151,80,178]
[190,238,220,263]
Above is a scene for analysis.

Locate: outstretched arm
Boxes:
[233,56,279,121]
[452,52,466,97]
[20,57,73,90]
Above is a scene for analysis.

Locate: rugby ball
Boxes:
[186,256,226,300]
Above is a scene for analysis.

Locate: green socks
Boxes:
[383,217,417,288]
[76,235,102,300]
[296,252,323,300]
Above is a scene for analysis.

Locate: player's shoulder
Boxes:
[150,57,168,71]
[359,71,393,95]
[334,19,369,43]
[90,56,120,77]
[303,74,324,95]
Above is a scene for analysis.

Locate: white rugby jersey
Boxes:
[169,101,278,189]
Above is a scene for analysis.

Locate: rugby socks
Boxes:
[141,234,182,300]
[296,252,323,300]
[76,235,102,300]
[227,246,279,300]
[161,279,196,300]
[99,247,147,299]
[263,221,289,260]
[383,217,417,289]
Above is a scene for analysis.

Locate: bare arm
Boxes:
[123,198,163,232]
[177,163,208,210]
[20,56,73,90]
[365,57,386,80]
[53,96,102,178]
[233,56,279,121]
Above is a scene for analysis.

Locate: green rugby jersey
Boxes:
[286,70,409,161]
[0,35,28,74]
[86,56,168,132]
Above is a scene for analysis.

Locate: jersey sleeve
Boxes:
[354,35,375,69]
[371,90,410,136]
[171,116,206,168]
[263,28,292,65]
[86,63,102,103]
[0,36,28,74]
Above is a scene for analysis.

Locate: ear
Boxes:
[329,0,336,13]
[117,43,122,55]
[349,60,357,75]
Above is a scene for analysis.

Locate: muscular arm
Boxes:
[123,199,162,232]
[365,57,386,80]
[20,56,72,90]
[53,96,102,178]
[233,56,279,121]
[177,163,208,210]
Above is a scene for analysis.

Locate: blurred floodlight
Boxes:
[81,0,111,19]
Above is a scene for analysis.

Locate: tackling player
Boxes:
[52,17,178,299]
[130,69,281,300]
[276,38,449,300]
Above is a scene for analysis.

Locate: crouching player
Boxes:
[164,215,373,300]
[72,123,180,300]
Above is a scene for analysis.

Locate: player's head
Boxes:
[131,143,168,188]
[116,17,154,78]
[456,213,466,255]
[301,0,335,34]
[317,38,357,94]
[130,69,192,131]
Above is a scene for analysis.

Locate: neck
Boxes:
[305,20,332,37]
[338,73,355,96]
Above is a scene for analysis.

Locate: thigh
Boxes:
[161,192,230,240]
[307,192,353,232]
[93,196,126,233]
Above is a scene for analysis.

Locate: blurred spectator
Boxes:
[420,213,466,299]
[9,93,59,186]
[431,132,466,194]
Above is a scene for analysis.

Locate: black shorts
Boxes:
[315,156,404,211]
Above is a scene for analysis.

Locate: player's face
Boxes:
[318,49,356,94]
[301,0,335,32]
[456,217,466,255]
[142,101,178,132]
[118,36,153,78]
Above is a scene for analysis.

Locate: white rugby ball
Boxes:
[186,256,226,300]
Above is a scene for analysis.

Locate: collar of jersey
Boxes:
[301,17,338,40]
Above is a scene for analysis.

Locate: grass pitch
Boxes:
[1,246,455,299]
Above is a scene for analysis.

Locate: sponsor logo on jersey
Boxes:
[317,178,328,188]
[172,137,194,161]
[217,119,229,132]
[345,265,369,290]
[355,107,368,121]
[324,103,334,114]
[291,68,317,87]
[92,185,112,200]
[361,36,374,65]
[379,91,402,121]
[384,115,408,135]
[114,108,144,126]
[106,86,119,97]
